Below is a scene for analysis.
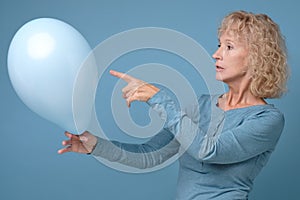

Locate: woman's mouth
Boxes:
[216,65,224,72]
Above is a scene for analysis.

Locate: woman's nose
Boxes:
[212,48,222,60]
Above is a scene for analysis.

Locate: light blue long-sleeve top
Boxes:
[91,89,284,200]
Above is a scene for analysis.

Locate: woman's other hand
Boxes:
[58,131,97,154]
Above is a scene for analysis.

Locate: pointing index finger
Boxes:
[110,70,134,83]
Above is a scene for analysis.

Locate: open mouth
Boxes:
[216,66,224,71]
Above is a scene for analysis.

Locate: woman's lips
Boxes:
[216,65,224,72]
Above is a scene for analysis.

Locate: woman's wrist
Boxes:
[87,141,97,155]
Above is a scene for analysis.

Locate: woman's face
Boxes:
[212,31,250,85]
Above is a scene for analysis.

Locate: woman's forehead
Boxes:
[219,29,248,44]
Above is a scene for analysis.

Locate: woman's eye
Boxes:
[217,44,221,48]
[226,45,233,50]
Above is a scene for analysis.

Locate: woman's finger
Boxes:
[122,81,147,97]
[110,70,135,83]
[57,146,72,154]
[62,139,72,146]
[121,84,134,96]
[64,131,73,138]
[123,86,137,99]
[126,96,136,107]
[64,131,81,141]
[64,131,81,140]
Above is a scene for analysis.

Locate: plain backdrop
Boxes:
[0,0,299,199]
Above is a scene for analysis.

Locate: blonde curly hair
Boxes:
[218,11,289,98]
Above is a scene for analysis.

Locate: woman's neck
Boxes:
[218,88,266,111]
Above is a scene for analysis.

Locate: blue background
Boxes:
[1,0,299,199]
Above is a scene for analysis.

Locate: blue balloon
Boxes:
[7,18,97,133]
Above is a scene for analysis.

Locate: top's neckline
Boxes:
[214,94,272,112]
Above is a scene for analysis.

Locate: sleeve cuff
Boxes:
[147,89,165,106]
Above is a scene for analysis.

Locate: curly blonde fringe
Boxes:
[218,11,289,98]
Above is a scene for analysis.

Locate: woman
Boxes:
[58,11,289,199]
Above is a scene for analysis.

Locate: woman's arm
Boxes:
[91,128,180,169]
